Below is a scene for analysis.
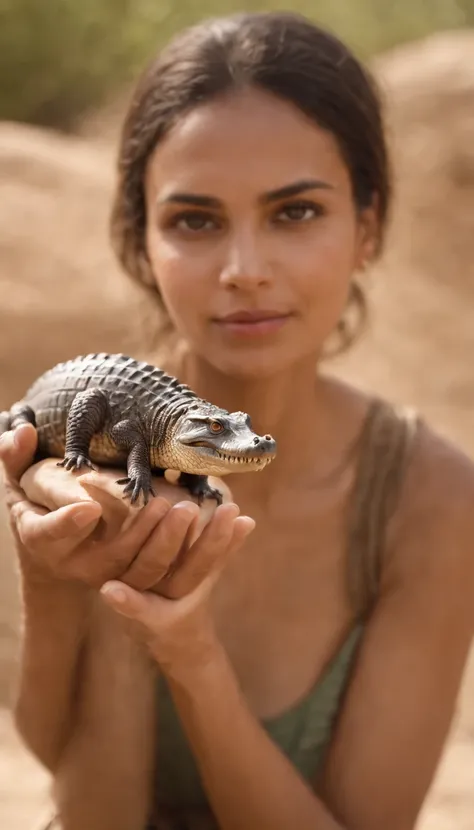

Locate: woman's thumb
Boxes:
[0,424,37,483]
[100,580,162,623]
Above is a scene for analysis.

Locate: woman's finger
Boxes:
[101,495,173,573]
[100,580,162,622]
[161,513,256,600]
[12,499,102,548]
[0,424,37,483]
[227,515,256,558]
[159,502,242,598]
[62,496,174,589]
[119,500,200,590]
[110,495,172,542]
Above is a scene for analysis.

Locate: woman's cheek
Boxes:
[296,236,355,333]
[154,257,213,336]
[314,218,358,285]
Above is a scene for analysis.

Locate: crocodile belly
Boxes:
[88,434,128,469]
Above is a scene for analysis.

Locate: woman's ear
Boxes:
[356,195,380,271]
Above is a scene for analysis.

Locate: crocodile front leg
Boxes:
[111,419,155,505]
[58,388,108,471]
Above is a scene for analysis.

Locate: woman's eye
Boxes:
[172,212,218,232]
[276,202,323,223]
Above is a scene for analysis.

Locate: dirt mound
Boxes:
[375,30,474,287]
[0,122,148,408]
[332,30,474,454]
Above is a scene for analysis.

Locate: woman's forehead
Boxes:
[146,89,350,198]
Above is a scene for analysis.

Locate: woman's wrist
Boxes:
[17,543,92,604]
[151,612,225,685]
[18,556,94,663]
[16,541,64,586]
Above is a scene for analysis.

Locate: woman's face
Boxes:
[144,87,377,379]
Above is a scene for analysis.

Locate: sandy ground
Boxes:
[1,29,474,829]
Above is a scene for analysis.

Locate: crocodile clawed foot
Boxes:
[58,453,97,472]
[201,485,224,506]
[177,473,223,506]
[116,476,155,506]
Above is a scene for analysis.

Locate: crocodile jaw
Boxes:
[152,443,275,476]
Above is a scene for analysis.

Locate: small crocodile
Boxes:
[0,353,276,505]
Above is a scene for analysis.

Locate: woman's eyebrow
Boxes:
[159,192,221,208]
[260,178,333,203]
[158,178,333,208]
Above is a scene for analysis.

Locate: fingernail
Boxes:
[101,584,126,603]
[243,518,256,535]
[73,507,100,528]
[172,501,199,516]
[0,431,13,452]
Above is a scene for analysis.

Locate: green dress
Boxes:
[155,625,363,809]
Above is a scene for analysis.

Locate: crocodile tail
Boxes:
[0,403,36,436]
[0,411,11,436]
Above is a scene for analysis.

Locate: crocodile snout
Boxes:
[251,434,277,456]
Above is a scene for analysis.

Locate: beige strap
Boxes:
[345,399,419,620]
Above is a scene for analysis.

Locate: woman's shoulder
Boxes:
[385,410,474,592]
[399,412,474,519]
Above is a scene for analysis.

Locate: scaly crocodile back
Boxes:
[23,353,198,457]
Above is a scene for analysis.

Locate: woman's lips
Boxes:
[212,311,292,336]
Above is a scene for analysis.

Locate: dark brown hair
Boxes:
[110,11,391,351]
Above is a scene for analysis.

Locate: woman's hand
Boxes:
[0,423,103,583]
[99,500,255,674]
[1,425,175,590]
[1,424,254,607]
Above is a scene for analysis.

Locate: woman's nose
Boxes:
[219,232,272,289]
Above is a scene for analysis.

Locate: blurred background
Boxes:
[0,1,474,827]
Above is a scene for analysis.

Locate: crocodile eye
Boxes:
[209,421,224,434]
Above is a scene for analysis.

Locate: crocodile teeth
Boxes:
[218,452,255,464]
[215,448,273,466]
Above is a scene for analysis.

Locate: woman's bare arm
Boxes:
[161,641,343,830]
[0,426,96,769]
[14,566,94,771]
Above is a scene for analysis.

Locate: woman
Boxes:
[2,11,474,830]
